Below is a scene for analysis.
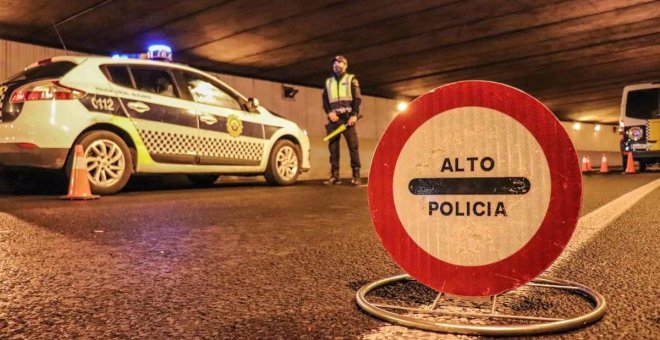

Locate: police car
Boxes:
[0,49,310,194]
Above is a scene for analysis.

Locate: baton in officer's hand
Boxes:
[323,114,362,142]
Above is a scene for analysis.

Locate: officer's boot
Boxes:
[323,169,342,185]
[351,168,361,186]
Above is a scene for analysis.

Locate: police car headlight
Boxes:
[627,127,643,141]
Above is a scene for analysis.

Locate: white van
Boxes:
[619,83,660,171]
[0,56,310,193]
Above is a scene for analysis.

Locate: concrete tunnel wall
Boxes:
[0,38,622,180]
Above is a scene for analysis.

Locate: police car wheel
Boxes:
[265,140,300,186]
[187,174,220,187]
[67,130,133,195]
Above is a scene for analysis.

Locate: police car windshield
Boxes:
[8,61,77,83]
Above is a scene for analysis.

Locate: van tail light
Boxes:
[9,80,85,104]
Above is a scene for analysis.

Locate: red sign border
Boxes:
[368,81,582,296]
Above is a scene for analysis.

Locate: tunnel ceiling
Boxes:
[1,0,659,123]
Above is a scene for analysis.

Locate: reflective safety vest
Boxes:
[325,73,355,114]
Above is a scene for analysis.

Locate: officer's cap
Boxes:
[333,55,348,65]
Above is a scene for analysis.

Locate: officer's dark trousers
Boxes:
[326,120,360,172]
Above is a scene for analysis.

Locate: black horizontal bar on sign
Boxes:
[408,177,531,195]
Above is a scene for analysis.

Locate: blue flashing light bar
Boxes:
[148,44,172,53]
[110,45,173,61]
[147,44,173,62]
[111,53,146,59]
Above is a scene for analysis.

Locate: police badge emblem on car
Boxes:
[227,114,243,138]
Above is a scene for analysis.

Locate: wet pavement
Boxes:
[0,170,658,339]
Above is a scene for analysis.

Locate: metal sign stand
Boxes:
[356,274,606,336]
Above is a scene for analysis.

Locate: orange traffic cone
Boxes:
[581,155,589,173]
[599,153,609,173]
[624,152,636,174]
[61,144,100,200]
[586,155,593,171]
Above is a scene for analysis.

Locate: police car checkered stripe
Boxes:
[140,129,263,161]
[140,130,197,156]
[197,137,263,161]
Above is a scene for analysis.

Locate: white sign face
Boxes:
[392,107,551,266]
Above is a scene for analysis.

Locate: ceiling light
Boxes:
[572,122,581,130]
[594,124,601,132]
[397,102,408,111]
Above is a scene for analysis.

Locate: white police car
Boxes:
[0,54,310,194]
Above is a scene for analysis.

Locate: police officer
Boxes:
[322,55,362,186]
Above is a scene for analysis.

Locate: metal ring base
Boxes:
[356,274,606,336]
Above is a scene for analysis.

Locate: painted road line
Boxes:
[548,178,660,273]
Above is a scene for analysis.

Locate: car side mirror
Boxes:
[247,97,260,112]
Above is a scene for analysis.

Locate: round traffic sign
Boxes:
[368,81,582,296]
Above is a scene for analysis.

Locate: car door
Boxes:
[104,64,199,164]
[177,70,265,167]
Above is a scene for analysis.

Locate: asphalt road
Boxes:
[0,171,658,339]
